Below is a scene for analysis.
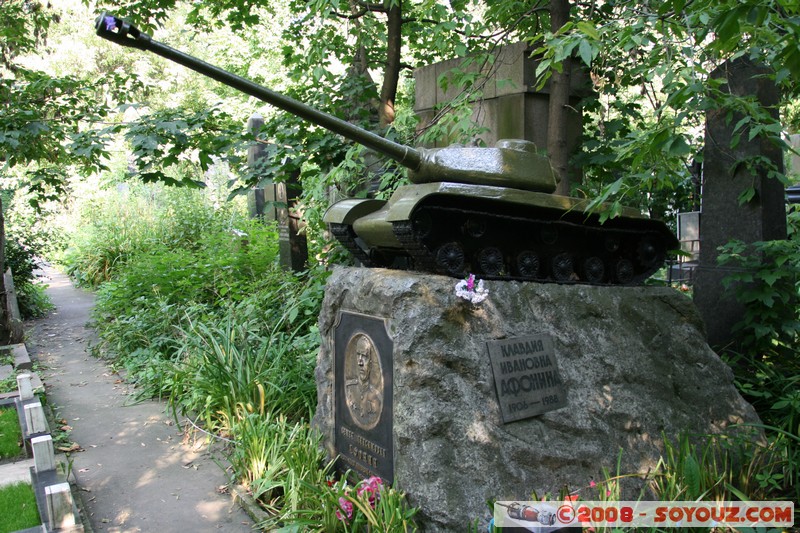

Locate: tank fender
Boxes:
[324,198,386,225]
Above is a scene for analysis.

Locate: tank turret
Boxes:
[96,14,678,284]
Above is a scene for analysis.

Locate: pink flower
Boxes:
[589,480,597,488]
[336,497,353,521]
[466,273,475,291]
[357,476,384,507]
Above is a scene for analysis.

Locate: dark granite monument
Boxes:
[693,57,787,348]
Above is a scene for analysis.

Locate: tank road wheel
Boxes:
[551,252,575,282]
[614,258,635,284]
[515,251,541,279]
[477,247,504,276]
[581,256,606,284]
[436,242,466,275]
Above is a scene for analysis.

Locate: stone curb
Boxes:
[231,484,270,526]
[0,347,86,533]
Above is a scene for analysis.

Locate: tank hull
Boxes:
[324,182,678,285]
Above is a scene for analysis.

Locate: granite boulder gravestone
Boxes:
[312,267,760,532]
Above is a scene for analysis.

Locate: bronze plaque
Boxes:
[487,335,567,423]
[334,311,393,483]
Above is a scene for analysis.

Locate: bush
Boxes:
[716,212,800,506]
[90,195,280,367]
[1,188,56,319]
[3,237,53,319]
[44,173,444,530]
[166,314,318,432]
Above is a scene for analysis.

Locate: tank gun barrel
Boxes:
[94,13,422,171]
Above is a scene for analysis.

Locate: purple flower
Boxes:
[104,16,117,31]
[336,497,353,521]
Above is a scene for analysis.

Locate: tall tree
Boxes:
[546,0,574,196]
[533,0,800,218]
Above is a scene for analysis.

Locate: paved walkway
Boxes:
[24,267,255,532]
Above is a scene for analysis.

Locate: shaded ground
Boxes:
[24,266,255,532]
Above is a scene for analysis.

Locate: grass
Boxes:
[0,353,15,394]
[0,407,23,460]
[0,482,41,532]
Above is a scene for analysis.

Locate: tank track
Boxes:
[330,223,376,267]
[391,221,437,272]
[389,205,670,285]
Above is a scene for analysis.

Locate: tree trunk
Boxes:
[0,197,9,345]
[379,0,402,126]
[548,0,573,196]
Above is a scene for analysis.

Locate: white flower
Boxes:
[455,274,489,304]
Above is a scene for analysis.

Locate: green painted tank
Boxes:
[96,13,678,284]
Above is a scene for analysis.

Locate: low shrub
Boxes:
[166,315,317,432]
[92,215,280,373]
[716,227,800,505]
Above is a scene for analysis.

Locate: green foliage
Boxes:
[15,281,53,320]
[124,106,250,187]
[718,236,800,352]
[650,432,789,502]
[0,482,41,532]
[713,211,800,506]
[0,189,56,318]
[166,315,317,433]
[0,407,23,460]
[2,237,52,319]
[60,189,165,287]
[309,475,418,533]
[0,0,55,64]
[231,413,331,526]
[0,66,127,207]
[88,193,282,377]
[531,0,796,221]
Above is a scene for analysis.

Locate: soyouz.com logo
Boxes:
[494,500,795,529]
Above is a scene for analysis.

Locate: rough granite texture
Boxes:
[312,267,760,532]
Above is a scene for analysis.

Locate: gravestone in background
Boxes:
[693,57,787,349]
[245,112,308,271]
[413,42,589,152]
[313,267,760,532]
[246,113,276,222]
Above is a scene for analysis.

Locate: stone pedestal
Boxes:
[312,268,760,532]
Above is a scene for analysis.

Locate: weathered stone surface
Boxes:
[313,267,760,532]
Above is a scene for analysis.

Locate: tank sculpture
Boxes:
[96,14,678,284]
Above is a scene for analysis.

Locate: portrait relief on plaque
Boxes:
[344,333,384,430]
